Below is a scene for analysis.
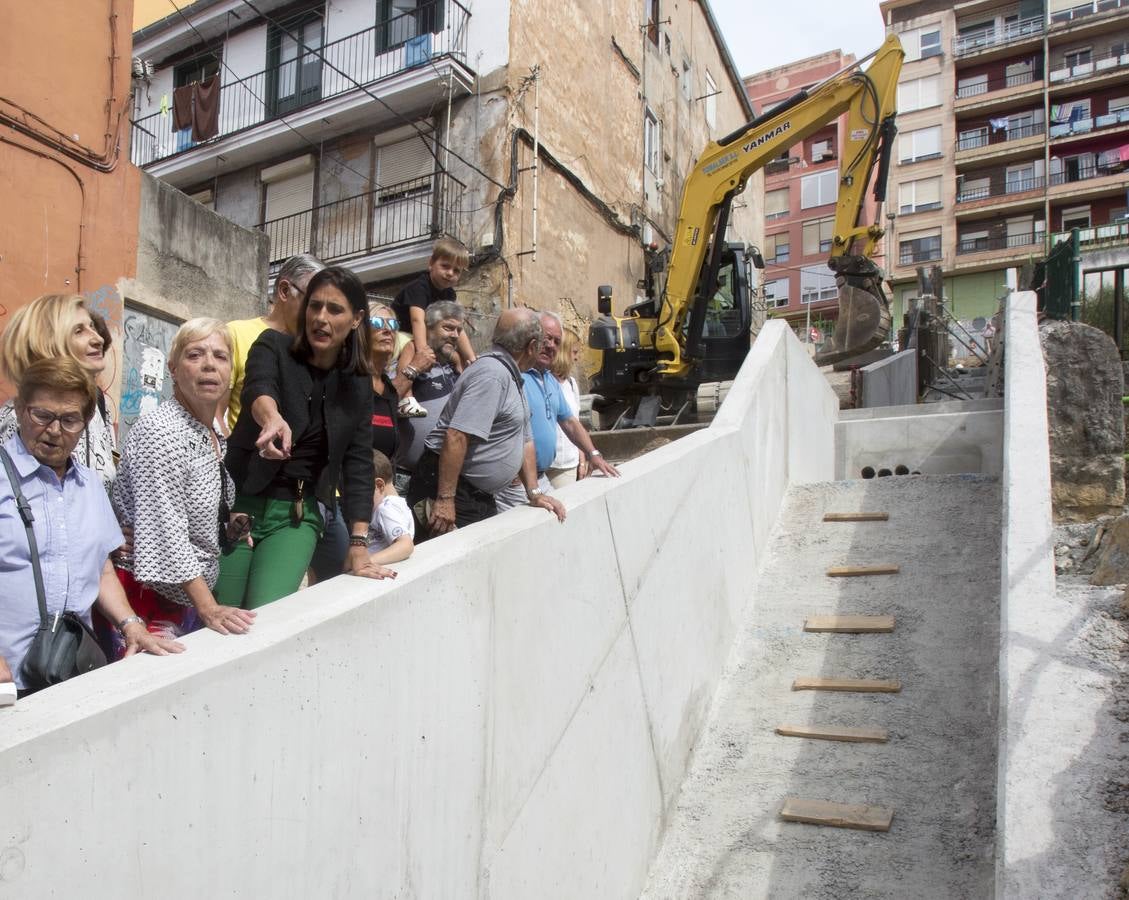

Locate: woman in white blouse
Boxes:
[546,327,588,488]
[0,294,117,490]
[110,319,256,649]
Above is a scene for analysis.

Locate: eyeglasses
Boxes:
[369,316,399,331]
[25,406,87,433]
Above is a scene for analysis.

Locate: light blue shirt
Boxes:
[0,435,123,689]
[522,369,572,473]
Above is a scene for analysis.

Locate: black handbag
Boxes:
[0,446,107,692]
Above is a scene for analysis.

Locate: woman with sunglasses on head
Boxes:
[110,319,256,652]
[217,266,395,610]
[367,301,408,462]
[0,294,118,491]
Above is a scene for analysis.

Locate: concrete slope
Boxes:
[642,474,1002,900]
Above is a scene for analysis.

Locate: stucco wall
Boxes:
[0,322,835,900]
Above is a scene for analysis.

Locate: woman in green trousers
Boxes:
[217,266,396,609]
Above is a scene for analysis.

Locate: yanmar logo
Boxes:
[743,121,791,153]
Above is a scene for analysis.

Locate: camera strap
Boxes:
[0,446,53,629]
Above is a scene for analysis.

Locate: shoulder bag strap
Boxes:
[0,446,50,628]
[478,351,525,396]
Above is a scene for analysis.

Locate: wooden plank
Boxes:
[804,615,895,633]
[792,677,901,693]
[823,512,889,522]
[780,797,893,832]
[826,564,900,577]
[775,724,888,743]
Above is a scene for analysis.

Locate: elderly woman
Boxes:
[0,294,117,489]
[368,300,404,461]
[0,357,183,695]
[217,266,395,610]
[111,319,257,649]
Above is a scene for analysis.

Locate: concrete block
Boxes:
[484,626,663,900]
[786,330,838,484]
[860,349,917,408]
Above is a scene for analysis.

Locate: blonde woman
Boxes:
[111,318,256,648]
[546,327,588,488]
[0,294,117,489]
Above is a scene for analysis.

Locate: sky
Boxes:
[708,0,888,79]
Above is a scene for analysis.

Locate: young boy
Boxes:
[393,237,476,417]
[368,450,415,564]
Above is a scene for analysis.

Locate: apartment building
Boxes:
[129,0,757,337]
[745,50,884,347]
[881,0,1129,323]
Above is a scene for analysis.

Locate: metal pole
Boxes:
[531,68,539,263]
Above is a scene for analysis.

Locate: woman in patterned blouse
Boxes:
[111,319,257,647]
[0,294,117,490]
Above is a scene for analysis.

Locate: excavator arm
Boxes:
[655,34,905,375]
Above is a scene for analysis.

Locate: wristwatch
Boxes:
[527,487,544,500]
[588,449,602,458]
[117,615,144,633]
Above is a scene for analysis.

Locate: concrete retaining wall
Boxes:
[835,398,1004,479]
[995,292,1059,898]
[859,349,917,409]
[0,322,836,899]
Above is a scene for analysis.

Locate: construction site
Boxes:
[2,0,1129,896]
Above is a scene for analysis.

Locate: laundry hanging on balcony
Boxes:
[1050,102,1086,124]
[171,75,221,142]
[988,116,1009,131]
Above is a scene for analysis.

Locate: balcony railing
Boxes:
[957,120,1046,151]
[956,230,1044,254]
[899,245,942,265]
[1049,47,1129,84]
[1049,106,1129,137]
[1050,221,1129,249]
[953,16,1044,57]
[1051,161,1129,185]
[956,173,1046,203]
[1051,0,1129,24]
[258,171,465,267]
[130,0,469,168]
[955,68,1038,98]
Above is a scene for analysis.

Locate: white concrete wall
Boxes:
[835,399,1004,479]
[0,322,835,900]
[995,292,1058,899]
[860,349,917,409]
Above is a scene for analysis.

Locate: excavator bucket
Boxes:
[813,257,893,367]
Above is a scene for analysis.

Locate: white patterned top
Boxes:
[0,395,117,492]
[111,399,233,606]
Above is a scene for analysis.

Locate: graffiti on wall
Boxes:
[119,304,181,444]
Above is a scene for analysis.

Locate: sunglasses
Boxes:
[369,315,399,331]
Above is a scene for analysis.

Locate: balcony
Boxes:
[1050,106,1129,139]
[953,16,1044,57]
[1050,221,1129,249]
[899,245,942,266]
[1049,47,1129,86]
[957,121,1046,151]
[955,68,1038,99]
[956,230,1044,254]
[130,1,471,184]
[1051,0,1129,24]
[1051,159,1129,186]
[258,171,465,279]
[956,173,1046,203]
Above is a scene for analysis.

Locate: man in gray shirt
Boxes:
[409,308,566,535]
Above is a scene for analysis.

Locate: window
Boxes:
[956,73,989,98]
[1063,47,1092,69]
[958,125,989,150]
[379,0,445,52]
[764,233,790,264]
[899,231,942,265]
[800,265,838,303]
[802,217,834,255]
[899,125,942,162]
[957,174,990,202]
[1109,96,1129,115]
[705,70,717,129]
[765,187,789,220]
[899,176,941,214]
[1006,162,1039,192]
[1061,205,1091,230]
[801,170,838,209]
[262,155,316,262]
[898,75,940,111]
[810,138,835,163]
[1005,60,1034,87]
[763,277,789,308]
[644,108,661,174]
[1006,215,1044,246]
[901,24,942,61]
[645,0,660,46]
[174,52,220,89]
[269,14,323,115]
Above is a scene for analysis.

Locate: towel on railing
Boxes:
[192,75,220,141]
[172,84,193,131]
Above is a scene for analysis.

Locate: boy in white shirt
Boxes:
[368,450,415,564]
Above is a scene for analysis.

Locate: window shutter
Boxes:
[376,136,434,194]
[263,168,315,261]
[765,188,789,217]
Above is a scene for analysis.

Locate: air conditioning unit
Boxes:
[131,57,154,79]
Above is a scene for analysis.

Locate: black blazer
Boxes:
[226,329,374,525]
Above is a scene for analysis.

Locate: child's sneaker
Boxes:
[398,396,427,418]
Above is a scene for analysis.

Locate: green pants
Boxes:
[215,494,324,610]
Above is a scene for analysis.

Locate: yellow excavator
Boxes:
[589,34,904,426]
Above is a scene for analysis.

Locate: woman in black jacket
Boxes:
[217,266,395,609]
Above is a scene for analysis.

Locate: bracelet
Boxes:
[436,493,455,500]
[117,615,145,633]
[588,449,602,458]
[348,535,368,548]
[402,365,419,380]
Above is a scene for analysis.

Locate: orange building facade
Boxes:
[0,0,141,392]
